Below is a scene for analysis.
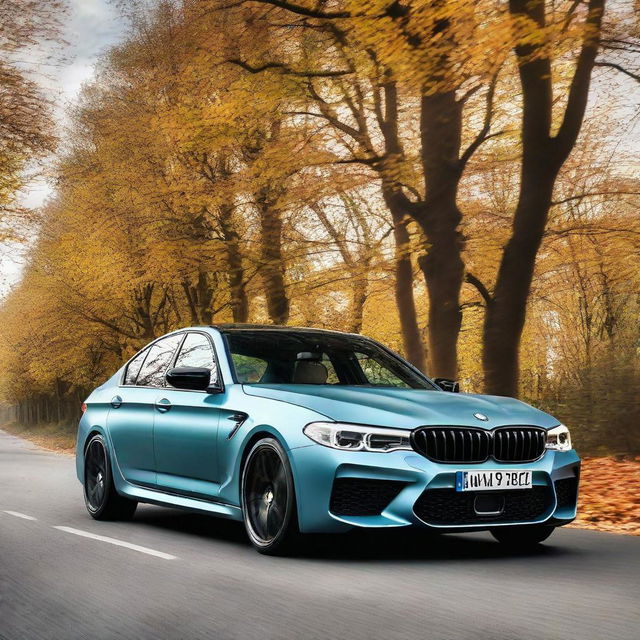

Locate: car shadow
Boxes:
[299,529,578,562]
[132,505,583,563]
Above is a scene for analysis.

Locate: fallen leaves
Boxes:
[569,457,640,536]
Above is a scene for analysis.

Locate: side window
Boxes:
[231,354,268,383]
[124,348,148,385]
[136,334,183,387]
[173,333,219,385]
[355,352,411,388]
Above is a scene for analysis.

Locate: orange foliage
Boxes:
[570,457,640,536]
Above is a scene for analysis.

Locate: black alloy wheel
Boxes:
[241,437,300,555]
[83,434,137,520]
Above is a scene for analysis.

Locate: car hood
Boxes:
[242,384,559,430]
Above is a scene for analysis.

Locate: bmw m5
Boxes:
[76,325,579,554]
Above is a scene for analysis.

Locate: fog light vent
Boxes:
[329,478,406,516]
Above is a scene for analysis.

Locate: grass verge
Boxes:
[1,421,76,454]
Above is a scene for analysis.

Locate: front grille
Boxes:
[554,477,579,508]
[411,427,491,463]
[413,486,551,526]
[329,478,406,516]
[493,427,546,462]
[411,426,546,463]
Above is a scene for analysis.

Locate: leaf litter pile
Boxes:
[569,457,640,536]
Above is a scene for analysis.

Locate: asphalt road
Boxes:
[1,430,638,640]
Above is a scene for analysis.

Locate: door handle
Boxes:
[154,398,172,413]
[111,395,123,409]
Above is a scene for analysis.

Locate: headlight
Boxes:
[303,422,412,452]
[545,424,572,451]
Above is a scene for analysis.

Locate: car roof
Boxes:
[212,324,360,337]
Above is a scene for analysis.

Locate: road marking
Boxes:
[3,510,37,521]
[53,526,177,560]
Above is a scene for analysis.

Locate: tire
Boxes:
[83,434,137,521]
[490,524,555,547]
[241,437,301,555]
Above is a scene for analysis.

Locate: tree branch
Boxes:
[594,61,640,83]
[465,273,493,306]
[459,72,499,169]
[553,0,605,159]
[551,190,640,207]
[244,0,350,19]
[227,58,351,77]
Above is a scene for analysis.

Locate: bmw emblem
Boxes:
[473,412,488,421]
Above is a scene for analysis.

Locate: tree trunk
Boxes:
[482,0,603,396]
[218,203,248,323]
[383,189,428,372]
[482,170,555,396]
[348,273,367,334]
[414,91,466,380]
[257,189,289,324]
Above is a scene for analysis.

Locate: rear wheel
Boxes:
[84,434,137,521]
[490,524,555,547]
[241,437,301,555]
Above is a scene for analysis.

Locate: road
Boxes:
[1,429,638,640]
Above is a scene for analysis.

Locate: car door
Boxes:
[107,334,184,488]
[153,331,225,499]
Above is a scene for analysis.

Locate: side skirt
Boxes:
[119,483,243,521]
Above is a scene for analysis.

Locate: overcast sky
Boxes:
[20,0,127,209]
[0,1,127,293]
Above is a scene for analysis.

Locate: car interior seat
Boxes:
[292,353,328,384]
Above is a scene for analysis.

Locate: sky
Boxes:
[21,0,127,209]
[0,0,127,294]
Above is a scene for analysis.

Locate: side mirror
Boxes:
[434,378,460,393]
[166,367,217,391]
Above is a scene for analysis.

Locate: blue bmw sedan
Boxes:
[76,325,580,554]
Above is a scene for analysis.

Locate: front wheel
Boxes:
[84,434,137,521]
[490,524,555,547]
[241,437,301,555]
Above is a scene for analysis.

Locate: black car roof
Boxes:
[212,324,357,337]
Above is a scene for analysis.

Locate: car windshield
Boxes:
[222,329,437,389]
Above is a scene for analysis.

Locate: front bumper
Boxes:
[289,444,580,533]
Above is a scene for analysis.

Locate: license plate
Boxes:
[456,470,532,492]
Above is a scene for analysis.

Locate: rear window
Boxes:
[124,348,148,385]
[136,334,183,387]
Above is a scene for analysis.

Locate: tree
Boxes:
[0,0,64,233]
[481,0,606,396]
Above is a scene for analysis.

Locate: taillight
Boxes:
[81,402,87,413]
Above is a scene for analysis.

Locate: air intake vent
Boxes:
[329,478,406,516]
[411,426,546,463]
[413,486,551,525]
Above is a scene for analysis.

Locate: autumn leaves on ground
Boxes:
[569,458,640,536]
[0,2,639,529]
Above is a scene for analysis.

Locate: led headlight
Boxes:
[545,424,572,451]
[303,422,412,453]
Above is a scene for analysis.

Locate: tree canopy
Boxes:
[0,0,639,454]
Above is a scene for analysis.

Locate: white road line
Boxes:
[3,510,37,521]
[53,526,177,560]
